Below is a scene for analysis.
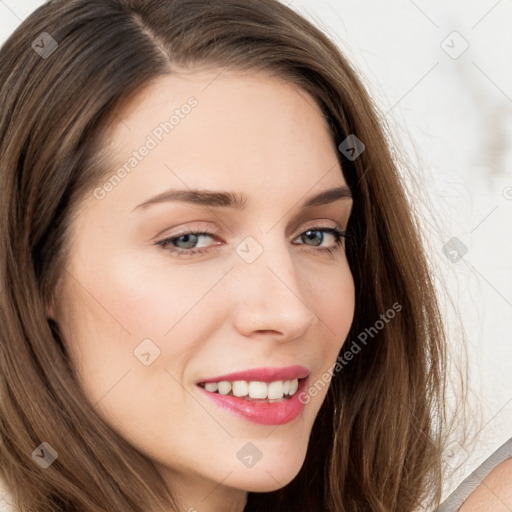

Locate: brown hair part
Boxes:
[0,1,449,510]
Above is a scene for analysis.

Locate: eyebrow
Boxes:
[133,185,352,212]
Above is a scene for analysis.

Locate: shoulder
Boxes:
[438,437,512,512]
[458,457,512,511]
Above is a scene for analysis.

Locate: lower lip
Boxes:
[197,378,309,425]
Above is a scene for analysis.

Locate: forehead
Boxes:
[110,68,325,130]
[87,69,347,215]
[105,69,336,160]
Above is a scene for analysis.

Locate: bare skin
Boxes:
[48,69,355,511]
[459,458,512,511]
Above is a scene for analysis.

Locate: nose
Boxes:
[230,236,318,342]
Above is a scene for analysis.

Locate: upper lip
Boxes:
[197,365,310,384]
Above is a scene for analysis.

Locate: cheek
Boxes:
[58,247,237,410]
[55,249,200,403]
[309,258,355,351]
[55,262,199,457]
[92,250,230,337]
[299,261,355,406]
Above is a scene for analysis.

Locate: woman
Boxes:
[0,0,454,510]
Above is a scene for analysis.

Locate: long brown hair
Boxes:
[0,0,450,510]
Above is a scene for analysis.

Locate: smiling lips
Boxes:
[197,364,309,399]
[197,365,310,425]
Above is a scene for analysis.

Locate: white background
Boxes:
[1,0,511,501]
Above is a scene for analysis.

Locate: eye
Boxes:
[294,227,346,254]
[156,226,347,258]
[156,231,218,257]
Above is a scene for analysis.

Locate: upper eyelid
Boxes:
[160,217,346,235]
[158,222,345,241]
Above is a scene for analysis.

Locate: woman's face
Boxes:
[50,70,355,510]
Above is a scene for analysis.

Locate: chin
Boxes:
[228,457,305,493]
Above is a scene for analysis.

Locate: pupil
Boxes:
[305,230,322,246]
[176,234,197,249]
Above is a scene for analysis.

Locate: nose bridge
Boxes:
[231,230,317,338]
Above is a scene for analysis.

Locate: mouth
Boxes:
[195,366,311,425]
[197,377,305,402]
[197,377,309,425]
[196,365,310,401]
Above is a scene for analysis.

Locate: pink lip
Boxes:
[197,376,309,425]
[197,365,310,384]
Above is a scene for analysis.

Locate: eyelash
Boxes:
[156,226,347,258]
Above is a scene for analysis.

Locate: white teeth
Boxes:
[248,381,268,399]
[204,382,218,393]
[289,378,299,395]
[202,378,300,400]
[267,380,284,399]
[232,380,249,397]
[217,381,231,395]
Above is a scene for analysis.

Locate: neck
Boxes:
[159,467,248,512]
